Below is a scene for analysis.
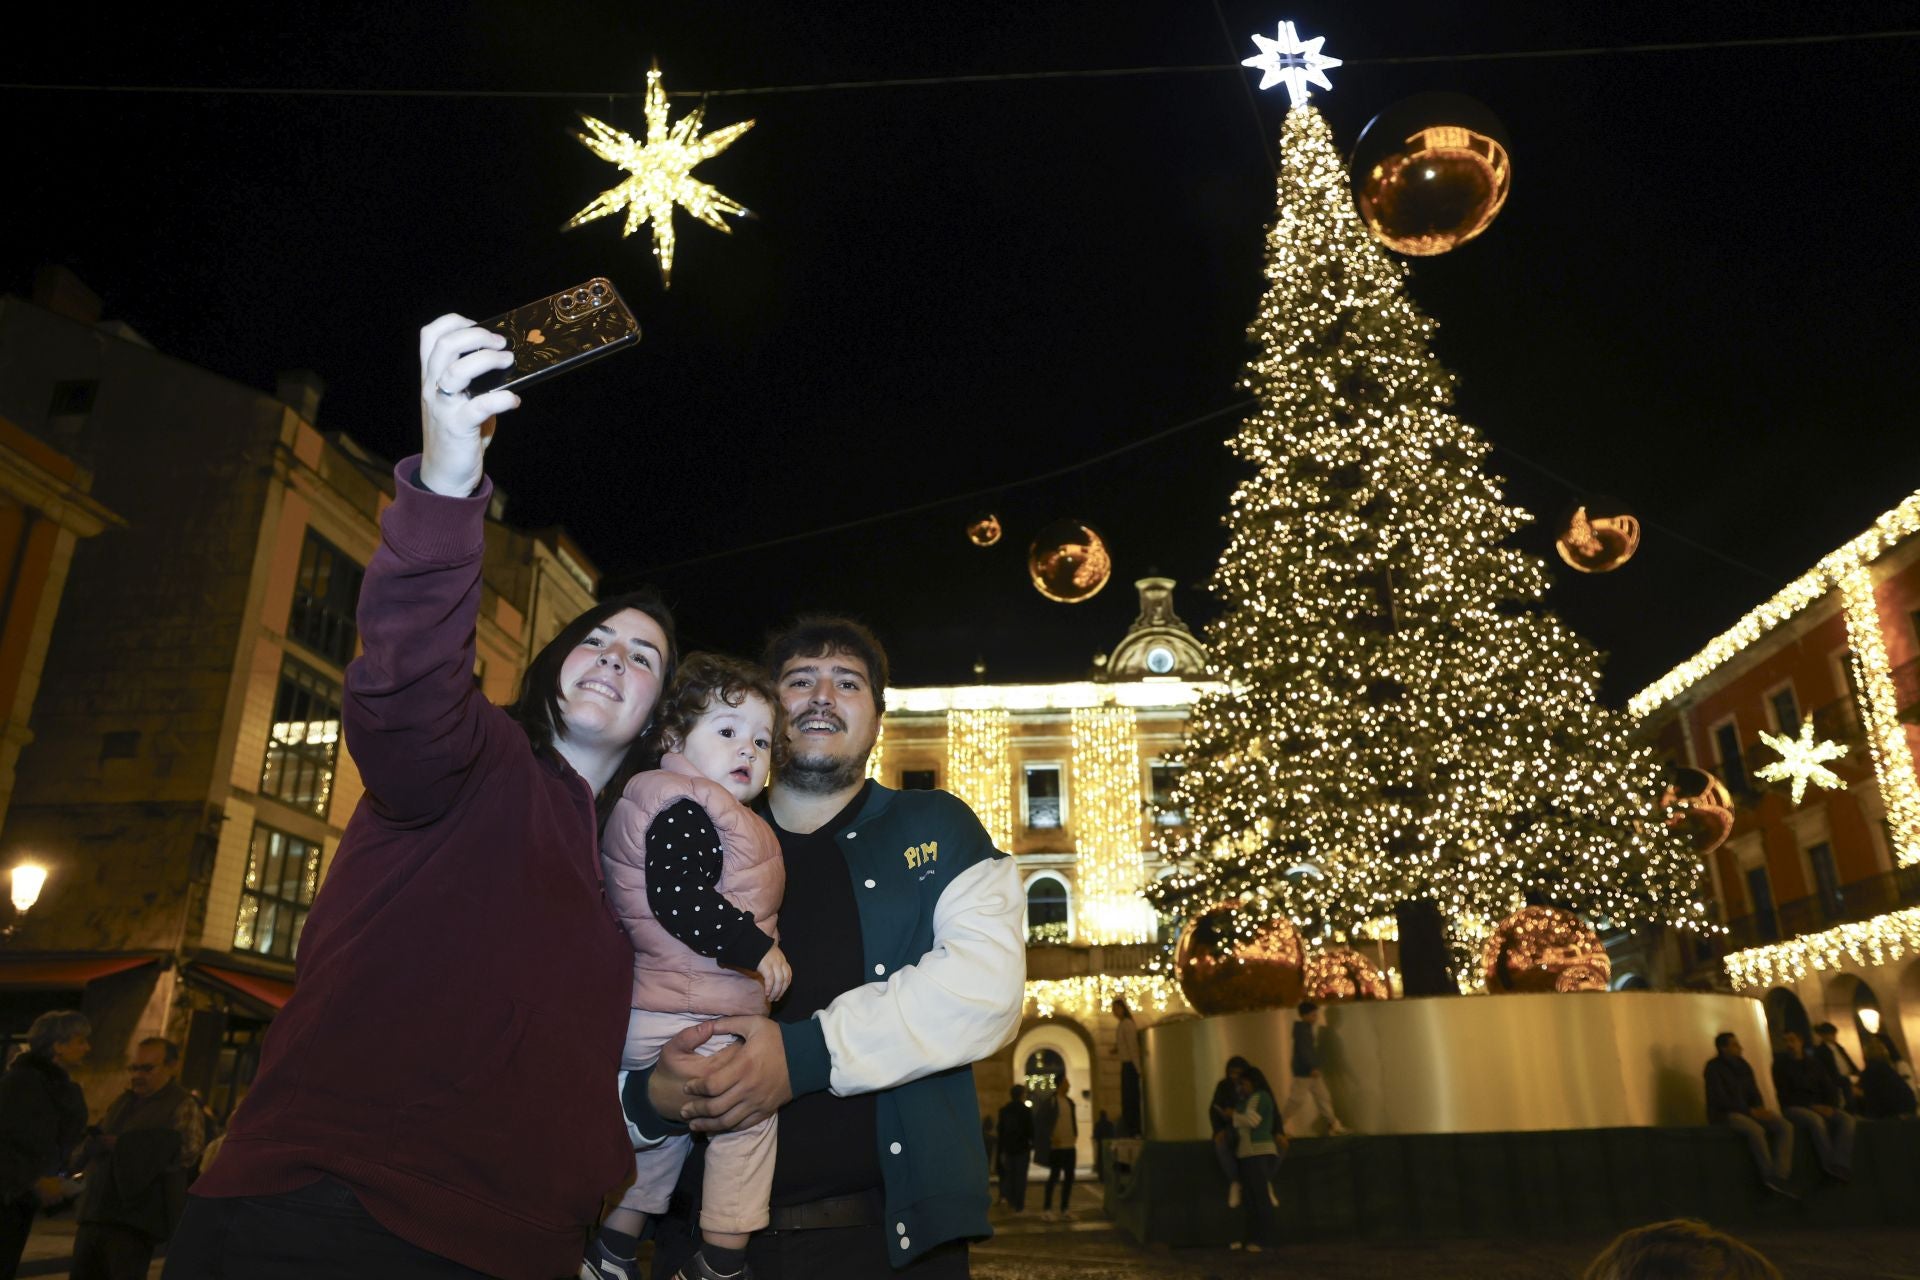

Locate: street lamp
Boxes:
[8,862,45,914]
[1858,1007,1882,1036]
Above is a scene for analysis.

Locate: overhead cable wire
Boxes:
[3,29,1914,101]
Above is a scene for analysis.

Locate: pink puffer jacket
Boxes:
[601,754,783,1016]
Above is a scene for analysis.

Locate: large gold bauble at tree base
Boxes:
[1482,905,1611,994]
[1304,946,1392,1001]
[1174,901,1306,1014]
[1351,92,1511,256]
[1027,519,1113,603]
[1555,497,1641,574]
[966,512,1003,547]
[1661,766,1736,855]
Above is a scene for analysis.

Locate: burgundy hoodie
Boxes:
[191,459,633,1279]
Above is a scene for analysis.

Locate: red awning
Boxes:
[186,963,295,1014]
[0,954,162,989]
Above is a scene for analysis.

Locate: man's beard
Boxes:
[783,746,870,795]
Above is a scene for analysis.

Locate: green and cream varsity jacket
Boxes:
[638,781,1027,1268]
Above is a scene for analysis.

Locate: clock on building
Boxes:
[1146,645,1176,675]
[1104,578,1208,681]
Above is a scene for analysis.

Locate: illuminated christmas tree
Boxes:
[1148,104,1708,992]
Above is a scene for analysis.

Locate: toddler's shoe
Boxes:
[670,1254,752,1280]
[580,1239,639,1280]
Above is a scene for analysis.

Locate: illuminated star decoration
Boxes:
[1241,20,1343,107]
[565,64,755,287]
[1755,720,1849,804]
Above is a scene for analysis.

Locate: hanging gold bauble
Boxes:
[1661,766,1735,855]
[1027,519,1112,604]
[1482,905,1611,994]
[1304,946,1391,1002]
[1174,901,1305,1015]
[966,512,1003,547]
[1555,498,1641,574]
[1351,93,1511,257]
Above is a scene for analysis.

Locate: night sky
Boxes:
[8,2,1919,702]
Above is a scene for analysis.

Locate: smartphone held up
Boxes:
[466,278,641,397]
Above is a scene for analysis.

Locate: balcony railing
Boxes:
[1717,863,1920,955]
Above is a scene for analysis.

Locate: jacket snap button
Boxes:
[890,1141,902,1154]
[900,1238,910,1249]
[847,831,857,839]
[864,879,876,888]
[896,1223,907,1235]
[874,963,886,975]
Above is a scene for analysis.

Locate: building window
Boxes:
[1745,866,1777,942]
[1768,686,1801,737]
[259,660,342,817]
[1026,875,1069,944]
[1806,841,1842,919]
[1023,764,1064,829]
[1149,762,1186,826]
[1713,721,1748,796]
[900,768,937,791]
[232,825,321,961]
[287,532,363,667]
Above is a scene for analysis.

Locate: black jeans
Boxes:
[748,1224,967,1280]
[998,1152,1028,1211]
[1119,1063,1142,1137]
[160,1179,496,1279]
[1043,1149,1075,1211]
[1236,1154,1279,1246]
[72,1221,157,1280]
[1,1198,36,1280]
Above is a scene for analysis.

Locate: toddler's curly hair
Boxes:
[644,652,789,773]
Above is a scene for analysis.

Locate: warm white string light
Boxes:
[946,709,1013,850]
[1071,705,1157,943]
[1025,973,1182,1020]
[1724,906,1920,989]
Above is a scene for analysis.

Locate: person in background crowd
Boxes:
[1209,1056,1249,1207]
[1091,1110,1114,1181]
[1770,1030,1854,1181]
[1581,1218,1782,1280]
[1810,1023,1860,1109]
[0,1010,89,1280]
[1704,1032,1796,1197]
[995,1086,1033,1212]
[1040,1075,1077,1222]
[1857,1039,1918,1119]
[1287,1001,1349,1136]
[1112,997,1142,1138]
[72,1037,206,1280]
[1229,1064,1283,1254]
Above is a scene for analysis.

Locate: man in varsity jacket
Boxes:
[631,616,1025,1278]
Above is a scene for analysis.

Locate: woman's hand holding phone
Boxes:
[417,314,522,497]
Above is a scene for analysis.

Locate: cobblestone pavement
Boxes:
[975,1208,1920,1279]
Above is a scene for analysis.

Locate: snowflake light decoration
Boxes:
[1755,720,1849,805]
[565,64,755,287]
[1242,20,1342,107]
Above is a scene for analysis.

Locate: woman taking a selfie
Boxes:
[168,316,680,1280]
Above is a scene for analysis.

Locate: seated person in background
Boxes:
[1810,1022,1860,1109]
[1770,1030,1854,1180]
[1704,1032,1795,1196]
[1857,1039,1918,1120]
[1581,1218,1781,1280]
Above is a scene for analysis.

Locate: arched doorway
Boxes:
[1024,872,1071,945]
[1763,987,1811,1048]
[1009,1021,1094,1168]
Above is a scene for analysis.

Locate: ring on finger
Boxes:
[434,382,461,398]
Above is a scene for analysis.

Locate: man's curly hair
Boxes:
[644,652,790,773]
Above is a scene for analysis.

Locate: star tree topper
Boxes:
[1755,720,1849,804]
[565,64,755,287]
[1242,20,1342,108]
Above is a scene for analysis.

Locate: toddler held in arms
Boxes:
[584,654,790,1280]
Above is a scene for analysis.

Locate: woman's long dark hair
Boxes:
[1240,1064,1274,1099]
[505,588,678,818]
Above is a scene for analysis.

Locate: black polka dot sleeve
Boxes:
[643,797,773,970]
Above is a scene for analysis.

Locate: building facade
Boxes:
[0,274,598,1114]
[875,579,1211,1162]
[1630,490,1920,1073]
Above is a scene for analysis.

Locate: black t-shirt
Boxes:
[763,782,881,1206]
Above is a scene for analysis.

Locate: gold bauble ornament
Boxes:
[1304,946,1391,1002]
[1351,93,1511,257]
[1555,498,1641,574]
[1174,901,1305,1015]
[1661,766,1735,855]
[966,512,1003,547]
[1482,905,1611,994]
[1027,519,1112,604]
